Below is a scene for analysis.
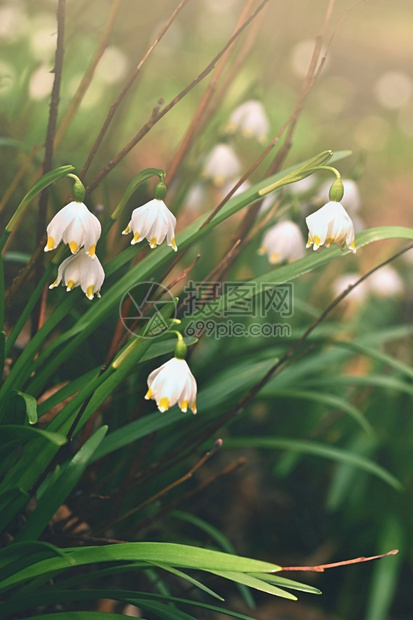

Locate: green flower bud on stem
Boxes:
[68,174,86,202]
[155,178,167,200]
[172,330,187,359]
[329,178,344,202]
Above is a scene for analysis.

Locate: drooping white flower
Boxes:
[145,357,197,414]
[258,220,305,264]
[45,201,101,258]
[122,199,177,251]
[49,252,105,300]
[318,179,361,215]
[367,265,404,298]
[226,100,270,143]
[202,144,241,187]
[306,201,356,253]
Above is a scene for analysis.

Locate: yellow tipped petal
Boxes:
[86,285,94,299]
[122,225,131,235]
[257,246,266,255]
[313,234,321,249]
[306,234,312,248]
[69,241,79,254]
[350,240,356,252]
[179,399,188,412]
[270,252,280,264]
[66,279,75,291]
[45,236,55,251]
[158,397,170,412]
[171,238,177,251]
[149,237,157,248]
[49,279,59,289]
[132,231,140,244]
[145,387,153,400]
[88,244,96,257]
[190,401,197,414]
[214,175,225,187]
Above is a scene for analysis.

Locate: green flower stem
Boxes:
[0,165,74,254]
[106,167,166,227]
[171,330,187,359]
[67,174,86,202]
[258,150,334,198]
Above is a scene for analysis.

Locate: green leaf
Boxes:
[22,614,136,620]
[0,425,66,446]
[150,562,224,601]
[11,390,38,424]
[0,542,281,591]
[259,387,372,434]
[15,426,108,542]
[171,510,255,608]
[208,570,297,600]
[224,437,403,491]
[252,573,321,595]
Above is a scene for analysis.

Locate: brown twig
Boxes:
[97,440,222,533]
[54,0,123,149]
[80,0,192,181]
[135,457,246,535]
[32,0,66,336]
[166,0,259,184]
[85,0,270,195]
[281,549,399,572]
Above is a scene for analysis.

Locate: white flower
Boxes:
[145,357,197,414]
[226,100,270,143]
[122,199,177,251]
[332,273,368,304]
[367,265,404,298]
[258,220,305,264]
[202,144,241,187]
[49,252,105,300]
[306,201,356,253]
[45,200,101,258]
[318,179,361,215]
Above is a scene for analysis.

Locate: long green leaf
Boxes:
[258,387,372,433]
[0,542,281,591]
[150,562,224,601]
[208,570,297,600]
[224,437,403,490]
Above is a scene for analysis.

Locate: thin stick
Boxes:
[98,441,221,533]
[36,0,66,246]
[31,0,66,337]
[281,549,399,572]
[85,0,269,195]
[54,0,123,149]
[80,0,191,181]
[166,0,258,184]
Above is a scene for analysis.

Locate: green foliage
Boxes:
[0,3,412,619]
